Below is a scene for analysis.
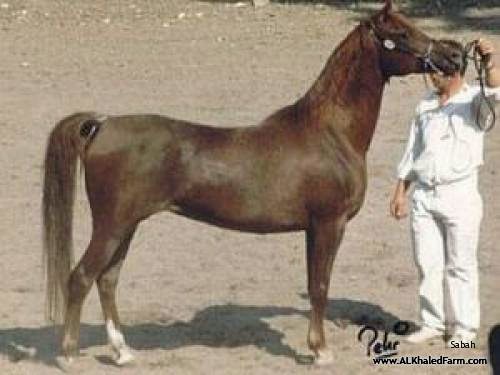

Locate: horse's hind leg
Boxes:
[96,226,137,365]
[62,226,129,360]
[306,215,346,365]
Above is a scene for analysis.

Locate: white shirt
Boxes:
[397,84,500,186]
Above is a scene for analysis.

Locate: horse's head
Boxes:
[365,0,464,78]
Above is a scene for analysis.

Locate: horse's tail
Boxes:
[42,112,101,324]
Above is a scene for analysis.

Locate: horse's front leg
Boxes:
[306,214,346,365]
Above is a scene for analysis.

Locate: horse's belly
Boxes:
[171,184,308,233]
[175,209,306,233]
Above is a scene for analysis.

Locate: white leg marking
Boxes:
[105,320,135,365]
[315,348,334,366]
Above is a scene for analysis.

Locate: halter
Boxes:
[363,20,439,74]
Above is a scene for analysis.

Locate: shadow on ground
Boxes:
[0,298,410,368]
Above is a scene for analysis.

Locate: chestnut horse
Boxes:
[42,0,462,366]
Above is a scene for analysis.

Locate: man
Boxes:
[390,38,500,347]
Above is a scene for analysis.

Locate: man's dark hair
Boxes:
[439,39,467,77]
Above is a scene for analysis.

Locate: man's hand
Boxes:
[477,38,495,68]
[476,38,500,88]
[390,179,411,220]
[390,195,408,220]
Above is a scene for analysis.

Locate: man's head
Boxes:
[429,39,467,93]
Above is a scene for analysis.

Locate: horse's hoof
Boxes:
[114,348,135,366]
[55,355,75,372]
[314,349,334,366]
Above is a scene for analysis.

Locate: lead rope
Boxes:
[470,43,496,132]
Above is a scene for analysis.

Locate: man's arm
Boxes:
[390,179,412,220]
[477,38,500,88]
[390,116,418,220]
[486,62,500,88]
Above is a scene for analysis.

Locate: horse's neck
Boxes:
[303,25,385,154]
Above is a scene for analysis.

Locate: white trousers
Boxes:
[410,174,482,334]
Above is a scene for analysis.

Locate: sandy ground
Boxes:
[1,1,499,374]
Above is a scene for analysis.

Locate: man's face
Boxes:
[429,72,451,92]
[429,71,462,93]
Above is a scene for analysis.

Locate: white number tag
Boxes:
[383,39,396,50]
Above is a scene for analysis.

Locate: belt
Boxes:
[416,172,478,194]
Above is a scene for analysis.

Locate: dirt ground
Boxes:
[1,1,499,374]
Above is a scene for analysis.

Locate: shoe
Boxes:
[446,330,476,349]
[405,326,443,344]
